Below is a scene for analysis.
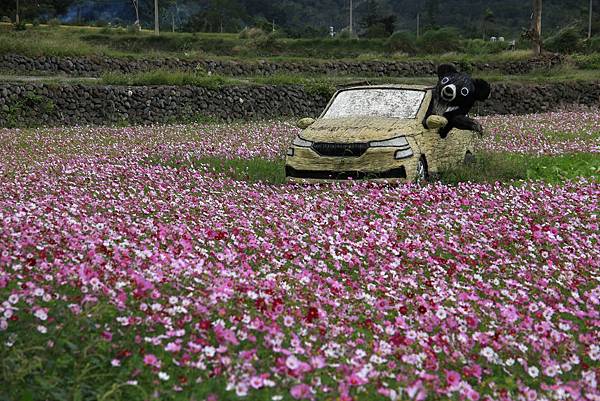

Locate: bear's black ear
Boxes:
[473,79,491,101]
[437,64,458,79]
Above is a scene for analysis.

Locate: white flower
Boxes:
[37,325,47,334]
[111,359,121,367]
[236,382,248,397]
[480,346,494,360]
[528,366,539,378]
[436,308,447,320]
[158,371,170,381]
[505,358,515,366]
[544,365,558,377]
[34,309,47,321]
[272,396,283,401]
[204,346,216,357]
[589,345,600,361]
[8,294,19,304]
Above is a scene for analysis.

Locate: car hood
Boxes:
[300,117,423,143]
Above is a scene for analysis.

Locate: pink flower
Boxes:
[249,376,263,389]
[446,370,461,390]
[290,383,313,400]
[143,353,160,367]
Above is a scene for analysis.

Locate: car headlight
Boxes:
[369,136,409,147]
[292,136,313,147]
[394,149,414,159]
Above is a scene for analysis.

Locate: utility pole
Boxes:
[532,0,542,56]
[589,0,593,39]
[16,0,19,25]
[154,0,159,36]
[349,0,353,35]
[131,0,140,30]
[416,13,420,38]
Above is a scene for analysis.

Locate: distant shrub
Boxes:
[1,16,11,23]
[386,31,417,54]
[363,23,389,38]
[126,23,140,34]
[336,27,357,40]
[13,21,27,31]
[355,52,381,60]
[572,53,600,69]
[417,28,462,54]
[32,18,40,27]
[94,20,108,28]
[239,27,266,39]
[252,32,282,52]
[545,26,582,54]
[47,18,61,28]
[269,30,287,39]
[583,36,600,53]
[463,38,506,55]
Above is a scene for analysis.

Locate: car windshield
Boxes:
[322,88,425,119]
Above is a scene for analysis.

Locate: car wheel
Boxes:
[415,156,428,184]
[464,151,476,165]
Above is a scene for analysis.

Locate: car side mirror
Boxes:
[297,118,315,129]
[426,115,448,129]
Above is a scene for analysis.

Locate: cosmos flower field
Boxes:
[0,111,599,401]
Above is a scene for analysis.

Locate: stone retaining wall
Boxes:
[0,54,565,78]
[1,81,598,127]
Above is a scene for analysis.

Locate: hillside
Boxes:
[1,0,597,39]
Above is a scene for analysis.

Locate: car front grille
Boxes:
[311,142,369,157]
[286,166,406,180]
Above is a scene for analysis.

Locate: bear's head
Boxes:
[435,64,491,111]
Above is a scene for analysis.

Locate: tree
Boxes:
[184,0,245,33]
[482,8,495,40]
[358,0,396,37]
[424,0,439,29]
[532,0,543,55]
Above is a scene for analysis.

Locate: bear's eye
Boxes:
[441,77,450,85]
[461,88,470,96]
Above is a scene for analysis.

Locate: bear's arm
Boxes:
[448,114,483,134]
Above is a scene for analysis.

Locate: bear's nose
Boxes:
[441,84,457,101]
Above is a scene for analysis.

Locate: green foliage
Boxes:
[438,152,599,185]
[156,152,598,186]
[126,24,140,34]
[47,18,61,28]
[100,70,228,89]
[13,21,27,31]
[1,16,11,23]
[417,27,462,54]
[156,156,287,184]
[2,92,54,128]
[0,302,150,401]
[386,31,417,54]
[572,53,600,69]
[583,36,600,53]
[545,26,583,54]
[239,27,267,39]
[463,38,506,55]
